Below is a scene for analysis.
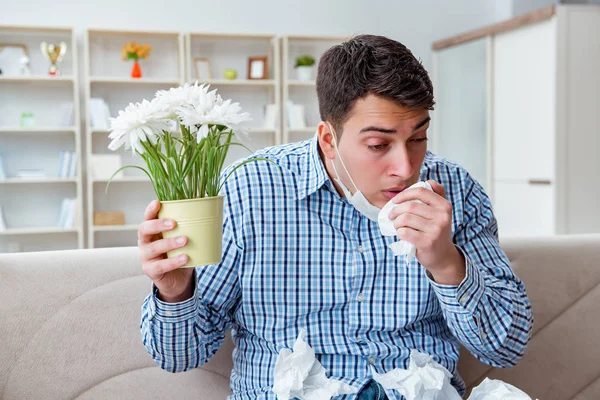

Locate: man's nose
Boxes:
[387,147,413,178]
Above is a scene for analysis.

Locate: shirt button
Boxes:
[357,245,365,253]
[368,356,376,365]
[356,293,364,302]
[459,295,468,303]
[166,311,173,316]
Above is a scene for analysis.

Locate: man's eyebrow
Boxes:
[412,117,431,132]
[359,126,397,134]
[358,117,431,135]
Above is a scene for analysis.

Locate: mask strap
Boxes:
[328,123,359,194]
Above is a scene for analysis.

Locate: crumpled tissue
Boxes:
[272,329,358,400]
[377,181,433,264]
[468,378,533,400]
[372,349,462,400]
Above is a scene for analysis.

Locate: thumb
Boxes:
[427,180,446,199]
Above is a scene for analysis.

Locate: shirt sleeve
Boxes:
[427,174,534,368]
[140,176,243,373]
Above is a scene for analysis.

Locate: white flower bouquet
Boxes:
[106,82,270,267]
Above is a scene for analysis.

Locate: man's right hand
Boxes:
[138,200,195,303]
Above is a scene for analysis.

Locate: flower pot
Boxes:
[131,60,142,79]
[295,66,313,81]
[158,195,224,268]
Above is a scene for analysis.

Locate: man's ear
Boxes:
[317,121,337,160]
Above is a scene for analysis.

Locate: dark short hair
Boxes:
[316,34,435,134]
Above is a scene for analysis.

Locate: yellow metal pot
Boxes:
[158,195,224,268]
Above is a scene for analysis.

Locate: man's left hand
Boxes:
[388,180,466,285]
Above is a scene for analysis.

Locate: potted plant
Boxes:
[294,55,315,81]
[122,41,152,78]
[106,82,270,267]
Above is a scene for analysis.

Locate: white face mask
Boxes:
[328,123,382,222]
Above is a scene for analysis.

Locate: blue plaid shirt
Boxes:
[141,135,533,400]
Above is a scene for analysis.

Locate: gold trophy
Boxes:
[40,41,67,76]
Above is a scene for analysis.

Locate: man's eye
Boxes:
[410,138,428,144]
[367,144,387,151]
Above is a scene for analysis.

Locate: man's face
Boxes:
[320,94,430,209]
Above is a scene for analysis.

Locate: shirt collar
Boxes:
[296,133,331,201]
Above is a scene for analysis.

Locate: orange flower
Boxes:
[122,41,152,60]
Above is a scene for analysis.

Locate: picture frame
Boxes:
[0,43,29,76]
[247,56,267,80]
[193,57,212,81]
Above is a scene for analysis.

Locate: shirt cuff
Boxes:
[427,246,486,316]
[148,270,198,323]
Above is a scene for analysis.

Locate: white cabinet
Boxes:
[433,5,600,237]
[433,37,490,191]
[493,181,555,237]
[0,25,84,253]
[83,29,185,248]
[492,19,556,183]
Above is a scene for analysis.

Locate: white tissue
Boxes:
[377,181,433,263]
[372,350,462,400]
[468,378,532,400]
[272,329,358,400]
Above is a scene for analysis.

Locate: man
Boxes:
[138,34,533,400]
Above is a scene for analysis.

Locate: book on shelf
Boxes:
[56,198,77,229]
[60,101,74,127]
[89,98,111,130]
[286,100,307,129]
[263,104,279,130]
[57,151,77,178]
[0,156,6,180]
[0,205,7,231]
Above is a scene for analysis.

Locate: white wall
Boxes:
[0,0,511,73]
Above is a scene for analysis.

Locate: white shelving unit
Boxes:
[0,25,83,253]
[84,28,185,248]
[281,35,347,144]
[432,5,600,237]
[185,32,281,167]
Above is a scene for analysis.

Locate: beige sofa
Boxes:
[1,234,599,400]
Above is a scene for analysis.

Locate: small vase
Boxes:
[158,196,224,268]
[296,66,313,81]
[131,60,142,79]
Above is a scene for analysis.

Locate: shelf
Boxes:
[190,33,276,40]
[192,79,276,87]
[88,28,180,38]
[92,177,150,183]
[0,227,79,236]
[91,129,111,134]
[92,224,138,232]
[288,127,318,133]
[0,127,76,134]
[248,128,277,134]
[287,80,316,87]
[0,178,78,184]
[0,75,74,83]
[90,77,181,85]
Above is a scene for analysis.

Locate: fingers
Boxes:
[143,254,190,281]
[395,227,426,246]
[388,201,436,221]
[392,212,429,233]
[392,184,452,214]
[144,199,161,221]
[140,235,187,263]
[392,187,438,206]
[138,218,176,245]
[427,180,446,199]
